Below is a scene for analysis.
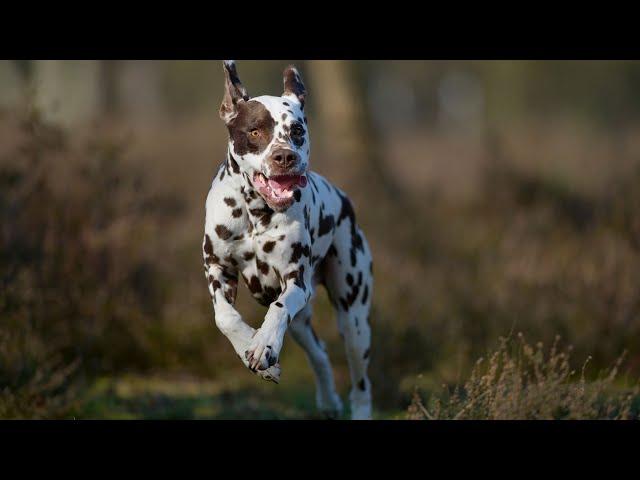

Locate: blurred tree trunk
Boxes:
[8,61,35,108]
[12,60,34,89]
[304,60,429,266]
[119,61,165,122]
[99,60,122,118]
[304,60,401,203]
[30,61,101,126]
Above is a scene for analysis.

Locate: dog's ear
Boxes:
[282,65,306,109]
[220,60,249,123]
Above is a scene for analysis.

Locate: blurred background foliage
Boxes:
[1,60,640,418]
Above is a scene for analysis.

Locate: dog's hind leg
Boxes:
[288,301,343,418]
[323,223,373,420]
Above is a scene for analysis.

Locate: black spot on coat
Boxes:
[247,275,262,294]
[256,258,270,275]
[318,211,335,237]
[215,225,233,240]
[362,284,369,304]
[228,154,241,174]
[204,235,213,255]
[290,242,310,263]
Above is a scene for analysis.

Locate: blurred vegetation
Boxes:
[1,60,640,419]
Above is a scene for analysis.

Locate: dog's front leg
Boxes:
[245,268,311,372]
[207,265,281,383]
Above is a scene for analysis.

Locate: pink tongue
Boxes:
[269,175,307,190]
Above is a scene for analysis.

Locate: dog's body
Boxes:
[203,61,372,419]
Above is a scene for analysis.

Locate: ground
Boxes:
[76,374,403,420]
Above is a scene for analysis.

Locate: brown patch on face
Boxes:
[227,101,276,156]
[263,241,276,253]
[232,208,243,218]
[224,197,237,207]
[243,251,255,261]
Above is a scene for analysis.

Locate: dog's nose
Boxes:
[270,149,299,169]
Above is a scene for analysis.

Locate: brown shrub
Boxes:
[0,108,183,417]
[407,334,639,420]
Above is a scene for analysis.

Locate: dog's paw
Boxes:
[244,329,281,372]
[257,363,281,384]
[317,390,343,419]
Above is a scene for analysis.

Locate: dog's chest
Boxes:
[231,225,303,306]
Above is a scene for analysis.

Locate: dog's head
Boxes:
[219,60,310,211]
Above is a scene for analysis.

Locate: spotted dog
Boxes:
[203,61,373,419]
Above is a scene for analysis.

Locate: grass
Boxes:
[408,334,640,420]
[46,333,640,420]
[73,374,405,420]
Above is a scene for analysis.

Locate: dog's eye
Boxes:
[250,129,260,138]
[290,124,305,137]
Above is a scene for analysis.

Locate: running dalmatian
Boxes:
[203,61,373,419]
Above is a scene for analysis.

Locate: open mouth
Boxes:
[253,172,307,207]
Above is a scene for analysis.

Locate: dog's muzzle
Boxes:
[270,148,300,171]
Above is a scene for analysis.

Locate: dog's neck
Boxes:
[223,147,248,189]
